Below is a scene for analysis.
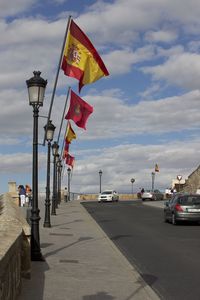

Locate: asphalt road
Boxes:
[82,200,200,300]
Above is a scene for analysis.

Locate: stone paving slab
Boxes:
[17,199,160,300]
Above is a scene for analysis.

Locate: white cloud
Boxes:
[67,138,200,193]
[104,46,156,75]
[0,0,35,17]
[145,30,178,43]
[142,52,200,90]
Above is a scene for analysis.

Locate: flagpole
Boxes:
[43,15,72,145]
[57,87,71,145]
[60,123,68,159]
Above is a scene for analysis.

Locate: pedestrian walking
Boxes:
[25,184,32,206]
[18,185,26,207]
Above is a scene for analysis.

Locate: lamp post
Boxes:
[57,158,62,205]
[131,178,135,194]
[67,167,71,201]
[51,141,59,215]
[151,172,155,192]
[55,153,60,208]
[26,71,47,261]
[99,170,102,193]
[43,120,55,228]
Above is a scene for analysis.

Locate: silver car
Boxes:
[141,189,164,201]
[164,193,200,225]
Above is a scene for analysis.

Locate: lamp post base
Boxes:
[31,252,45,261]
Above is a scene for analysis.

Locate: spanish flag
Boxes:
[65,121,76,143]
[155,164,159,172]
[61,19,109,92]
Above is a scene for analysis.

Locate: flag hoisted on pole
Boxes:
[63,141,69,159]
[65,121,76,143]
[65,153,75,168]
[65,89,93,130]
[155,164,159,172]
[61,19,109,92]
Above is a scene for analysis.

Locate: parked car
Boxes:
[98,190,119,202]
[164,193,200,225]
[141,189,164,201]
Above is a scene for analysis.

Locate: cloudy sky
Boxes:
[1,0,200,194]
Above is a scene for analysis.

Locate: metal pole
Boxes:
[55,159,58,208]
[152,172,155,192]
[44,141,51,227]
[58,165,61,204]
[31,105,43,261]
[51,154,57,215]
[99,174,102,193]
[68,169,71,201]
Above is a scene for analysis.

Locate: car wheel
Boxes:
[172,214,177,225]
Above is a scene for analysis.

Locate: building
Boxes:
[182,165,200,193]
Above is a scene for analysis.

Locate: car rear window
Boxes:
[102,191,112,195]
[178,195,200,205]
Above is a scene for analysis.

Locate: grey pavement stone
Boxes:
[17,199,160,300]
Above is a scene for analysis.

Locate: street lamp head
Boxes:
[52,141,59,156]
[44,120,56,142]
[131,178,135,183]
[26,71,47,107]
[99,170,102,176]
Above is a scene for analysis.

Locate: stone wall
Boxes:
[78,193,139,201]
[0,193,31,300]
[182,165,200,193]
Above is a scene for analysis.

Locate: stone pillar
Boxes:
[8,181,17,193]
[8,181,19,205]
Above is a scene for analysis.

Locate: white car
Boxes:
[98,190,119,202]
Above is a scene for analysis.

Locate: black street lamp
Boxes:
[57,158,62,205]
[99,170,103,193]
[55,153,60,208]
[131,178,135,194]
[51,141,59,215]
[43,120,55,228]
[26,71,47,261]
[151,172,155,192]
[67,167,71,201]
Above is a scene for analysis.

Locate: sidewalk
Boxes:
[18,199,160,300]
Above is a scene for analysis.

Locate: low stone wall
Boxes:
[0,193,31,300]
[79,193,139,201]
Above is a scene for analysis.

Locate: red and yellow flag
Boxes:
[65,121,76,143]
[61,19,109,92]
[65,90,93,130]
[63,142,69,159]
[65,153,75,168]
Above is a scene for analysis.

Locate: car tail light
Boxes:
[175,204,183,212]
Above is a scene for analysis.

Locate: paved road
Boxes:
[82,200,200,300]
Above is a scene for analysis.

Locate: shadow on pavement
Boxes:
[17,260,49,300]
